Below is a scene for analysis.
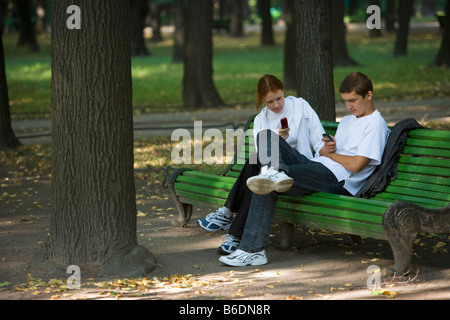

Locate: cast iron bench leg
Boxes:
[168,168,193,227]
[383,201,450,276]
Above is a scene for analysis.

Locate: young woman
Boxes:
[197,74,325,254]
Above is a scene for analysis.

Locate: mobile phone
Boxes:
[323,133,334,142]
[281,117,288,129]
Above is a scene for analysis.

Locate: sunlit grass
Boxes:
[3,25,449,120]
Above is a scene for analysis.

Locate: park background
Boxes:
[0,0,449,301]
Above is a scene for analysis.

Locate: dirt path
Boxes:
[1,166,449,301]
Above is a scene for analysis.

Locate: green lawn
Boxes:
[3,26,450,120]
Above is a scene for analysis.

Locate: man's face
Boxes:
[263,89,285,114]
[341,90,374,118]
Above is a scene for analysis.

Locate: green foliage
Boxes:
[3,26,449,120]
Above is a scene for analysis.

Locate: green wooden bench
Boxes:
[168,116,450,275]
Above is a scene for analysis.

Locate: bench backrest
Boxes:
[224,119,450,208]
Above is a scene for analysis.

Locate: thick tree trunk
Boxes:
[0,35,21,149]
[183,0,223,108]
[49,0,156,277]
[294,0,335,121]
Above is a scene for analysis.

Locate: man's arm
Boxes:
[319,137,371,173]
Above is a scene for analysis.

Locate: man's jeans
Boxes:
[239,130,350,253]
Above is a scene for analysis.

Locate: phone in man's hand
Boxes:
[322,133,334,142]
[281,117,288,129]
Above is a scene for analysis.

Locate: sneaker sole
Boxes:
[246,178,293,195]
[218,255,268,267]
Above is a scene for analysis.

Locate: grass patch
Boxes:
[3,26,449,120]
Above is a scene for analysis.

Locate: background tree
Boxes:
[229,0,245,37]
[293,0,335,121]
[0,34,21,149]
[259,0,274,46]
[183,0,223,108]
[431,0,450,67]
[332,0,359,67]
[172,0,184,63]
[394,0,414,56]
[15,0,39,52]
[283,0,297,90]
[130,0,150,57]
[48,0,156,277]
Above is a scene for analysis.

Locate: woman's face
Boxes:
[263,89,285,113]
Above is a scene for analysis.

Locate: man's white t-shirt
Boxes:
[312,109,390,196]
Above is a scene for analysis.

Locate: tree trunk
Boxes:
[394,0,414,56]
[259,0,274,46]
[385,0,396,33]
[283,0,296,90]
[332,0,359,67]
[183,0,223,108]
[229,0,244,37]
[431,0,450,67]
[172,0,185,63]
[294,0,335,121]
[150,3,163,42]
[130,0,150,57]
[0,35,21,149]
[15,0,39,52]
[48,0,156,277]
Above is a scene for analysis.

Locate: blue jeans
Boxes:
[239,130,350,253]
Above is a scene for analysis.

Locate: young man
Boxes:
[220,72,390,267]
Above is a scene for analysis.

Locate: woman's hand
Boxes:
[278,127,290,140]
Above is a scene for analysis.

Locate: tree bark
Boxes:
[294,0,335,121]
[0,34,21,149]
[431,0,450,67]
[49,0,156,277]
[183,0,223,108]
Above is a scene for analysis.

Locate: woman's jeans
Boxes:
[239,130,350,253]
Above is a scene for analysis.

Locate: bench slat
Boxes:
[396,172,450,186]
[374,192,448,208]
[402,146,450,158]
[398,155,450,168]
[275,209,386,240]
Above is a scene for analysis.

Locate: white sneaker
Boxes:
[246,166,294,195]
[218,249,268,267]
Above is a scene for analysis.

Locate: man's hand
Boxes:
[321,135,336,154]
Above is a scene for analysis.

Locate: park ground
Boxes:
[1,99,449,302]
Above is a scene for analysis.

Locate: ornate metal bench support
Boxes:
[168,168,193,227]
[383,201,450,275]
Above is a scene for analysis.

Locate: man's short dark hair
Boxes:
[339,72,373,98]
